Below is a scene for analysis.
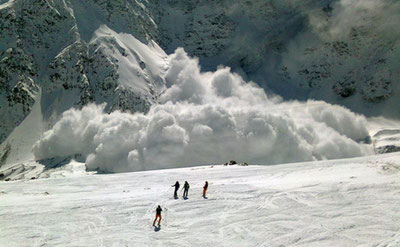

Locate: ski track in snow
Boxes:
[1,153,400,247]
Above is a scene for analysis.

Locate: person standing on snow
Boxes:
[183,181,190,198]
[203,181,208,198]
[153,205,162,226]
[172,181,180,198]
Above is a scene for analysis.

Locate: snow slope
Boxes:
[0,0,167,144]
[1,153,399,246]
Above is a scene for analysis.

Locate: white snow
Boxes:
[367,117,400,152]
[89,25,167,95]
[31,49,374,173]
[0,89,45,180]
[1,153,399,246]
[0,89,44,165]
[0,0,14,10]
[155,0,400,118]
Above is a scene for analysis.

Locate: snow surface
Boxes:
[1,153,399,246]
[0,88,44,165]
[367,117,400,153]
[89,25,167,95]
[0,0,14,10]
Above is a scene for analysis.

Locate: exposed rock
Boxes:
[229,160,237,165]
[377,145,400,154]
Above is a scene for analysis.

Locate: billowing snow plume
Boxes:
[33,49,372,172]
[309,0,400,40]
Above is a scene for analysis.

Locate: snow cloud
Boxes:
[33,48,373,172]
[309,0,400,40]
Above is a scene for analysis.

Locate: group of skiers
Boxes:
[172,180,208,199]
[153,181,209,226]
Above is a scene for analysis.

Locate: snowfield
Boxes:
[1,153,400,247]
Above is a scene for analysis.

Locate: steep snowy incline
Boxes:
[1,153,399,246]
[89,25,167,96]
[0,0,167,144]
[0,88,43,165]
[0,0,171,173]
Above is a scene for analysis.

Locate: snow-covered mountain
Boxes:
[0,0,167,145]
[1,0,400,180]
[153,0,400,117]
[1,0,400,144]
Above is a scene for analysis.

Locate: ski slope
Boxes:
[1,153,400,246]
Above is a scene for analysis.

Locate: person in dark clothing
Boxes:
[183,181,190,198]
[172,181,180,198]
[203,181,208,198]
[153,205,162,226]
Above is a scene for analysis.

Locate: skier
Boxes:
[203,181,208,198]
[172,181,180,198]
[183,181,190,198]
[153,205,162,226]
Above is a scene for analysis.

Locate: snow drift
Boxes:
[33,49,373,172]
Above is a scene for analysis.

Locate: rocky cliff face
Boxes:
[152,0,400,117]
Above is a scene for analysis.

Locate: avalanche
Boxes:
[30,48,373,173]
[1,153,399,246]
